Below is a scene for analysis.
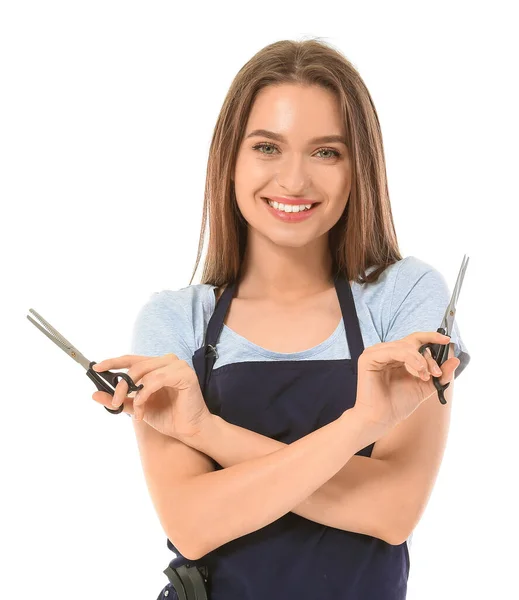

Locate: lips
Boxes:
[262,197,320,206]
[263,198,317,212]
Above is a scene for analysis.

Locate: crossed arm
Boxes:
[134,344,455,559]
[181,343,455,555]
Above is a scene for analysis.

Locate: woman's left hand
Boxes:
[354,331,461,432]
[91,353,212,441]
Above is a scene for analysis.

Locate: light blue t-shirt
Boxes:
[130,255,471,551]
[130,255,471,378]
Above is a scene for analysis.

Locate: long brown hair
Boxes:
[188,37,402,288]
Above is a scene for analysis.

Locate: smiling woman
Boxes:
[223,81,355,274]
[126,37,471,600]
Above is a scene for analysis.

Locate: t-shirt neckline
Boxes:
[209,284,345,359]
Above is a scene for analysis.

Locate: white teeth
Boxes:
[267,200,313,213]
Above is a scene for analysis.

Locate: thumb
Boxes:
[444,357,461,377]
[434,357,459,386]
[92,391,112,405]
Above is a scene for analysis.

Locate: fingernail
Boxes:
[111,398,119,407]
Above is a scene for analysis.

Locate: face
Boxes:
[233,83,352,249]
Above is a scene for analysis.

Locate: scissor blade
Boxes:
[441,254,469,335]
[27,309,91,370]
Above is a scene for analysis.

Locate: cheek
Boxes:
[233,192,264,227]
[321,203,348,232]
[316,195,350,234]
[234,152,266,181]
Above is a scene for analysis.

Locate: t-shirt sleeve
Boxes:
[382,256,471,380]
[130,290,195,367]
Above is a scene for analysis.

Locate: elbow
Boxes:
[182,530,212,561]
[385,517,416,546]
[180,526,208,561]
[166,526,202,561]
[166,513,208,561]
[181,540,210,561]
[390,495,423,546]
[385,529,411,546]
[176,530,219,561]
[383,508,417,546]
[179,545,204,561]
[165,518,203,561]
[162,485,208,561]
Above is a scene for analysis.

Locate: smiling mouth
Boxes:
[262,198,319,212]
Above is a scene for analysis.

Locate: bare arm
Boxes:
[171,409,384,560]
[184,414,405,543]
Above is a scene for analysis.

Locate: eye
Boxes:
[252,142,342,160]
[315,148,341,159]
[252,142,278,155]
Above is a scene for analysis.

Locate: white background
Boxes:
[2,1,517,598]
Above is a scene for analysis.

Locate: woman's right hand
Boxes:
[91,353,213,441]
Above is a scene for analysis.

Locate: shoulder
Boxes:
[365,255,436,289]
[353,256,411,308]
[139,284,217,317]
[387,255,450,308]
[377,256,471,378]
[131,284,217,360]
[391,255,441,285]
[357,254,453,340]
[360,255,443,303]
[369,254,450,323]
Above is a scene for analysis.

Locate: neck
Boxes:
[237,234,334,304]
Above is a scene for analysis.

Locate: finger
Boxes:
[92,390,132,415]
[434,356,460,384]
[423,347,443,378]
[394,343,428,380]
[93,356,167,408]
[403,346,437,381]
[92,391,112,405]
[404,362,430,381]
[92,355,150,372]
[116,355,179,395]
[111,376,129,408]
[132,364,184,421]
[402,348,432,381]
[366,344,429,375]
[132,365,175,420]
[410,331,451,346]
[132,376,161,422]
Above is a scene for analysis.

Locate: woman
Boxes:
[92,38,470,599]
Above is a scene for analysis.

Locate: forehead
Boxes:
[246,84,345,139]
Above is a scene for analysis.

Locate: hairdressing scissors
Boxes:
[26,308,143,414]
[418,254,469,405]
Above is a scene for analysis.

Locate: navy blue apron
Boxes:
[157,273,410,599]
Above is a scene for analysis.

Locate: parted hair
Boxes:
[189,37,402,288]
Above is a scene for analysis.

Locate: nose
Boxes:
[274,156,310,191]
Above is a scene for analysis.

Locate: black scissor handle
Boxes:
[87,361,144,415]
[418,329,451,405]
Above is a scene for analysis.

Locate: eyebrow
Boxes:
[245,128,347,146]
